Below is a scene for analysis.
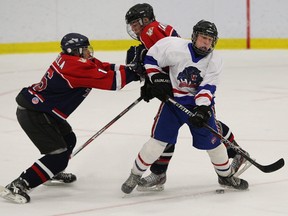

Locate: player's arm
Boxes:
[141,39,173,102]
[60,59,139,90]
[195,54,223,106]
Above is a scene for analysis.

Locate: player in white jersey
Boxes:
[125,4,251,192]
[121,20,249,194]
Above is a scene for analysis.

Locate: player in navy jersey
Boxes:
[124,3,251,192]
[0,33,139,204]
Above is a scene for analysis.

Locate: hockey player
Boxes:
[122,17,250,194]
[124,3,250,192]
[0,33,139,204]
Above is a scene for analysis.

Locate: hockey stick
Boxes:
[167,97,285,173]
[71,96,143,158]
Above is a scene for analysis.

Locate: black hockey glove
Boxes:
[125,67,141,81]
[126,45,147,78]
[189,105,212,127]
[150,73,173,102]
[140,79,154,102]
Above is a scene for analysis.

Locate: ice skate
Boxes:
[52,172,77,183]
[121,171,141,194]
[137,172,166,191]
[218,174,249,190]
[231,151,253,177]
[44,172,77,186]
[0,177,30,204]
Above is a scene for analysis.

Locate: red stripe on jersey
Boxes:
[120,69,127,88]
[28,89,45,102]
[146,68,161,75]
[173,88,189,95]
[195,93,212,101]
[52,108,68,120]
[32,164,48,182]
[137,153,151,166]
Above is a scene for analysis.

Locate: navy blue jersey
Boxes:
[18,53,136,120]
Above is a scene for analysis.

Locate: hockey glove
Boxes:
[141,79,154,102]
[150,73,173,102]
[126,45,147,78]
[125,67,141,81]
[189,105,212,127]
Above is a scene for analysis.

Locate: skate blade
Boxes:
[0,186,28,204]
[43,179,74,186]
[233,160,254,177]
[136,184,164,192]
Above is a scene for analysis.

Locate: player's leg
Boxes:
[49,131,77,184]
[191,111,249,191]
[1,107,75,203]
[218,121,252,176]
[207,143,248,190]
[121,103,181,194]
[121,138,168,194]
[136,144,174,191]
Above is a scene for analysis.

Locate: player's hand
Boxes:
[150,73,173,102]
[189,105,212,127]
[140,80,154,102]
[126,45,147,78]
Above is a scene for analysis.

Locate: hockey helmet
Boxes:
[125,3,155,24]
[191,20,218,56]
[61,33,92,57]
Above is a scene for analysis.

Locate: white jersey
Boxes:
[144,37,223,106]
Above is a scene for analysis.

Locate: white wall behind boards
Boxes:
[1,0,288,43]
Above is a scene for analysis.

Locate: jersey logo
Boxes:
[177,66,203,88]
[32,97,39,104]
[78,58,87,63]
[146,27,154,36]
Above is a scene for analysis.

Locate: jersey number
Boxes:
[32,68,54,92]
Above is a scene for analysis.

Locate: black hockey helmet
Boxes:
[191,20,218,56]
[61,33,91,56]
[125,3,155,24]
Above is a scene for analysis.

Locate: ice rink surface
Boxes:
[0,50,287,215]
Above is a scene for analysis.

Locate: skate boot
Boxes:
[0,177,30,204]
[231,151,252,177]
[121,171,141,194]
[51,171,77,183]
[45,171,77,185]
[218,174,249,190]
[137,172,166,191]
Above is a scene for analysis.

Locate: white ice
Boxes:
[0,50,288,216]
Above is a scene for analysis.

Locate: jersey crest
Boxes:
[177,66,203,88]
[146,27,154,36]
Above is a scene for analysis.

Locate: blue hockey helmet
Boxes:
[61,33,91,57]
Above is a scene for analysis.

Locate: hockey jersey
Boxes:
[144,37,223,107]
[139,21,179,49]
[17,53,137,120]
